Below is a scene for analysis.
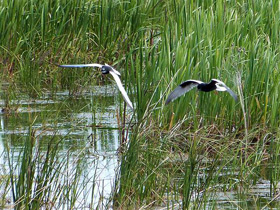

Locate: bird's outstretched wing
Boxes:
[165,80,203,105]
[58,63,103,68]
[211,79,238,102]
[109,71,134,110]
[59,63,122,76]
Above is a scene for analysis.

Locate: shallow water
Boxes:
[0,84,131,209]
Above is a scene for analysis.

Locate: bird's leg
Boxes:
[214,91,218,95]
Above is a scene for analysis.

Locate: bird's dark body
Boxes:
[101,65,111,74]
[180,80,217,92]
[197,82,217,92]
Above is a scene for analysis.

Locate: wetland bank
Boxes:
[1,0,280,209]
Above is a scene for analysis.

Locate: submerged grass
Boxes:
[2,0,280,209]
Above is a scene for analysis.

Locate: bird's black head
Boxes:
[101,65,111,74]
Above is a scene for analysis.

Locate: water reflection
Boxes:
[0,85,126,208]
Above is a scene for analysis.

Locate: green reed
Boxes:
[2,0,280,209]
[114,0,280,208]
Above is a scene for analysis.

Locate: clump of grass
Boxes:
[114,111,280,209]
[2,123,98,209]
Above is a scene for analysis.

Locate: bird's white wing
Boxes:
[211,79,238,102]
[211,79,226,86]
[105,63,121,76]
[165,80,203,105]
[109,71,134,110]
[59,63,103,68]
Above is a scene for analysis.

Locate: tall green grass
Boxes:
[2,0,278,128]
[2,0,280,209]
[114,0,280,208]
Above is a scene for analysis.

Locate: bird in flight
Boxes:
[58,63,134,110]
[165,79,238,105]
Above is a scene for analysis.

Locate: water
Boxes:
[0,84,131,209]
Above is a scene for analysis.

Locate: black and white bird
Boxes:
[165,79,238,105]
[58,63,134,110]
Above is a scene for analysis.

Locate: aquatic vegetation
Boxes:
[1,0,280,209]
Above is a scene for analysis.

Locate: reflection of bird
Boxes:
[58,63,134,110]
[165,79,238,105]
